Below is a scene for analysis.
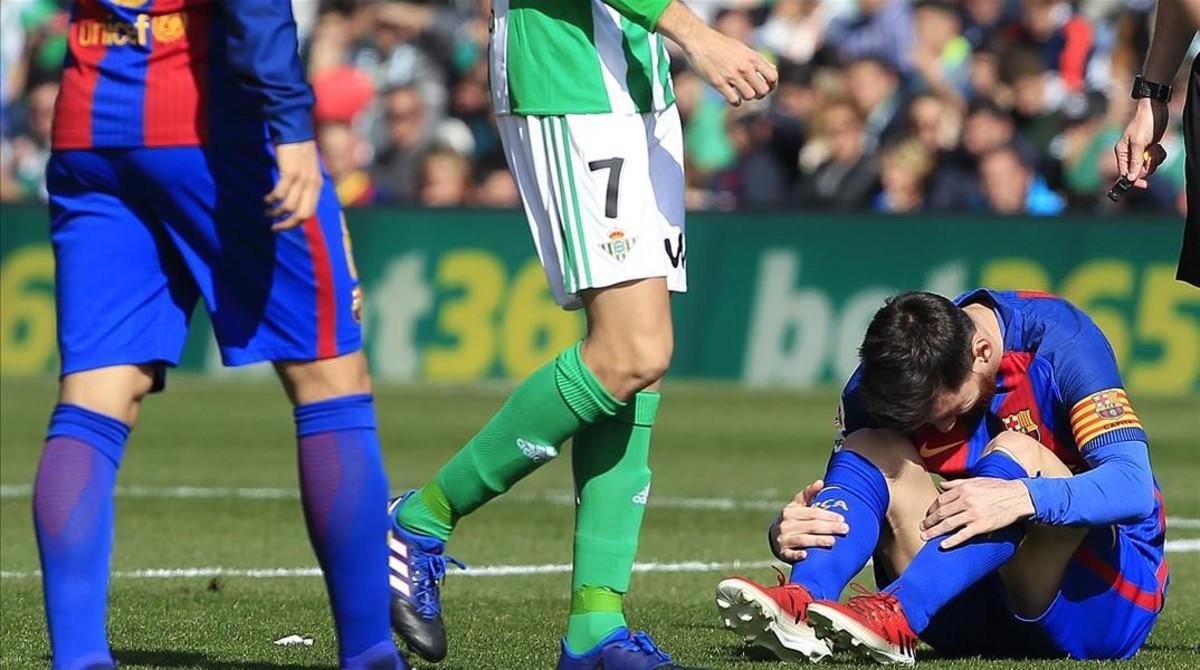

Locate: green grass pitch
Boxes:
[1,378,1197,669]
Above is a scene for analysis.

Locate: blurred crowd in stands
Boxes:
[1,0,1195,216]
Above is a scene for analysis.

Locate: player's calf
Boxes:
[35,400,133,670]
[285,355,402,665]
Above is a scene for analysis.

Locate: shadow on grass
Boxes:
[716,640,949,665]
[716,642,807,664]
[114,648,329,670]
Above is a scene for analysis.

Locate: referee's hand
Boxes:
[1115,98,1170,189]
[266,140,323,232]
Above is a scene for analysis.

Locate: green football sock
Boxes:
[566,391,660,654]
[397,343,622,540]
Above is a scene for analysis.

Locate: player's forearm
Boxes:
[1142,1,1199,83]
[653,0,711,51]
[222,0,315,144]
[1021,441,1155,526]
[1176,0,1200,28]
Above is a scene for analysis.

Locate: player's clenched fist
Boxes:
[655,0,777,106]
[266,140,324,232]
[769,479,850,564]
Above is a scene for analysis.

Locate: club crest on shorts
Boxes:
[351,286,363,324]
[1002,408,1041,441]
[599,229,638,263]
[1092,392,1125,420]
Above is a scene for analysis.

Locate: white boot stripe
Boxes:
[389,556,409,577]
[388,536,408,556]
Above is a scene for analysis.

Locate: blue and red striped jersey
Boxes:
[53,0,314,150]
[837,289,1150,478]
[836,289,1166,612]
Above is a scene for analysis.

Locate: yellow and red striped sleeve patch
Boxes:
[1070,388,1143,448]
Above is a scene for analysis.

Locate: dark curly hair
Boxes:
[858,292,976,432]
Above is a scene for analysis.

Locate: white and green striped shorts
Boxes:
[497,107,687,309]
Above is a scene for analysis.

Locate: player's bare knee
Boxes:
[983,432,1068,478]
[625,335,673,387]
[843,428,925,482]
[59,365,156,426]
[276,352,372,406]
[583,332,673,398]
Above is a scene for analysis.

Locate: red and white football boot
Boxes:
[715,568,832,663]
[805,585,918,666]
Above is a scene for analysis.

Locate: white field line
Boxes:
[6,540,1200,582]
[4,483,1200,530]
[0,559,779,581]
[0,484,296,500]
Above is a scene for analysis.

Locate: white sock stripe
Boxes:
[0,559,781,581]
[3,483,1199,531]
[5,538,1200,584]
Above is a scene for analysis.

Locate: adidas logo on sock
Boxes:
[632,484,651,505]
[516,437,558,463]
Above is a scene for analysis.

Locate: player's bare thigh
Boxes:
[985,432,1088,617]
[578,277,673,400]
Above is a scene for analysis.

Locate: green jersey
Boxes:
[489,0,677,116]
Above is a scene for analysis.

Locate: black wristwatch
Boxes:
[1132,75,1172,103]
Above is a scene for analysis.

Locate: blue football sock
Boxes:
[973,449,1031,480]
[34,404,129,670]
[295,395,399,664]
[788,450,890,600]
[342,640,406,670]
[888,450,1028,633]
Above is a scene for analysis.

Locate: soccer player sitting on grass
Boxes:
[716,290,1167,665]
